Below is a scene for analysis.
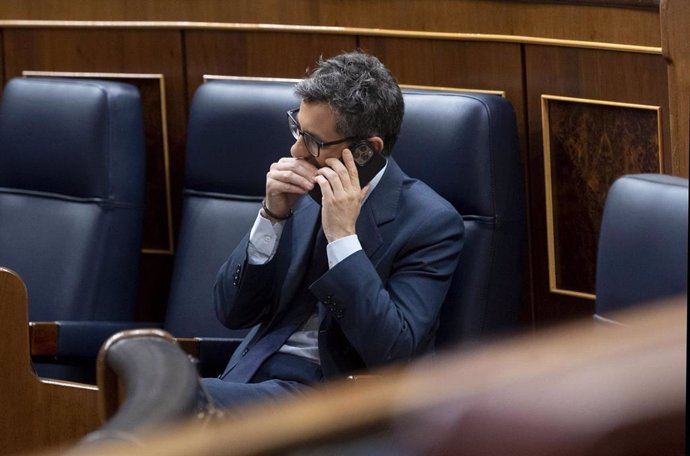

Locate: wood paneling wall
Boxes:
[0,1,685,337]
[526,47,670,322]
[0,0,662,46]
[184,31,357,103]
[0,1,687,452]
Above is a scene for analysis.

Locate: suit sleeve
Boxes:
[213,232,279,329]
[310,206,463,368]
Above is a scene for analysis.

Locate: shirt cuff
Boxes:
[326,235,362,269]
[247,210,285,264]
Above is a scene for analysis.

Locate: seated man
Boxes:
[203,51,464,409]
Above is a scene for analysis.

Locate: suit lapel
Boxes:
[357,158,404,259]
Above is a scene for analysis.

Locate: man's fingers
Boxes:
[314,175,333,200]
[341,149,360,190]
[317,165,344,196]
[267,168,314,191]
[273,157,318,178]
[325,155,358,192]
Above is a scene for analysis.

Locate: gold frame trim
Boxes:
[204,75,301,83]
[204,75,506,97]
[0,20,662,55]
[401,84,505,97]
[541,94,663,300]
[22,70,175,255]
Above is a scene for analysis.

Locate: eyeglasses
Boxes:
[287,108,358,157]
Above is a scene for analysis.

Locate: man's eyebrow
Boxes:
[297,117,325,143]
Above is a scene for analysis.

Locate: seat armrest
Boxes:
[30,321,163,360]
[78,329,204,447]
[175,337,242,378]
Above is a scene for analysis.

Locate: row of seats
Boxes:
[0,77,526,383]
[2,77,687,389]
[84,173,688,446]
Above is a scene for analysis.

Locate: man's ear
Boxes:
[368,136,384,153]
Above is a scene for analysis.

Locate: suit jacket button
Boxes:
[242,348,249,356]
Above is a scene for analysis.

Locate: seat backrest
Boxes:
[0,77,146,321]
[164,80,525,349]
[396,89,524,347]
[163,80,299,337]
[595,174,688,321]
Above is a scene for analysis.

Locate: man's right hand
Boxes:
[264,157,318,220]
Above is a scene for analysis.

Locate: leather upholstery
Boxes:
[595,174,688,319]
[163,80,299,339]
[0,77,146,379]
[395,90,525,347]
[165,80,524,358]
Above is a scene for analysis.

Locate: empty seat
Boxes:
[595,173,688,323]
[0,77,146,381]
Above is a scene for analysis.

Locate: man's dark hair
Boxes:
[295,51,405,156]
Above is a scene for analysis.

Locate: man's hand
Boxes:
[315,149,369,242]
[265,157,318,220]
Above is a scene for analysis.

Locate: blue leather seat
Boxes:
[163,80,524,373]
[162,80,300,375]
[595,174,688,323]
[74,79,525,441]
[0,77,146,381]
[395,89,525,347]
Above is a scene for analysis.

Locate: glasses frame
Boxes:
[287,108,359,157]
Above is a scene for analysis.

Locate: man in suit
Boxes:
[203,51,464,409]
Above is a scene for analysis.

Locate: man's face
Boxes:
[289,101,352,168]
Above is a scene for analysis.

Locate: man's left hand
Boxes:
[315,149,368,242]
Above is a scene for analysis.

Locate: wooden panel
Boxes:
[0,0,662,47]
[0,268,99,454]
[2,28,187,321]
[184,31,356,102]
[525,45,670,324]
[661,0,690,177]
[543,97,662,298]
[361,37,525,150]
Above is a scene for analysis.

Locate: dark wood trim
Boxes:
[29,321,59,356]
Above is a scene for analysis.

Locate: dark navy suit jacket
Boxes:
[214,158,464,380]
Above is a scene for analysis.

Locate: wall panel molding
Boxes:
[0,20,663,55]
[541,95,662,299]
[0,0,662,47]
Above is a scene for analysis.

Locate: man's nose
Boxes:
[290,136,309,158]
